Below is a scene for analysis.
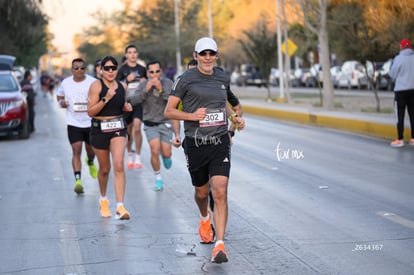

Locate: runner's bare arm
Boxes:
[87,80,104,117]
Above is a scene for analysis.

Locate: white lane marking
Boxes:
[377,211,414,230]
[59,221,86,274]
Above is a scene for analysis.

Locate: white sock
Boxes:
[215,240,224,246]
[100,196,108,201]
[117,202,124,208]
[155,171,162,180]
[135,154,141,163]
[200,212,210,221]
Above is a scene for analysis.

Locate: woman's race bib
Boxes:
[100,117,125,132]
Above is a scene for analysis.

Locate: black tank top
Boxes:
[97,79,125,116]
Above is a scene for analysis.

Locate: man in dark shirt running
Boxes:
[165,37,245,264]
[116,44,147,168]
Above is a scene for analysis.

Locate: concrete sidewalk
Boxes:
[239,97,411,142]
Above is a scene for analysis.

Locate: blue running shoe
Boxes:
[154,179,163,191]
[162,157,172,169]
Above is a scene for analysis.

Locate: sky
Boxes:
[41,0,124,53]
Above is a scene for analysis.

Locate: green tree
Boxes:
[77,41,115,67]
[328,0,414,112]
[288,22,317,67]
[239,18,278,100]
[124,0,204,67]
[0,0,49,67]
[329,0,414,62]
[128,0,179,64]
[76,10,125,65]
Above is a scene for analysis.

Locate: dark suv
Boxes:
[0,55,30,139]
[235,64,267,88]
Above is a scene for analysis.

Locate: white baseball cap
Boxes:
[194,37,218,53]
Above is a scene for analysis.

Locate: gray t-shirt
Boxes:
[128,77,173,123]
[170,68,229,138]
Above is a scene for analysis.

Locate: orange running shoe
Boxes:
[133,154,142,169]
[211,243,228,263]
[127,153,134,169]
[390,139,404,147]
[198,214,214,244]
[116,205,130,220]
[99,199,111,218]
[133,162,142,169]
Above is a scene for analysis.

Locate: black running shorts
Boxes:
[124,103,143,125]
[90,119,127,149]
[67,125,91,145]
[182,133,231,187]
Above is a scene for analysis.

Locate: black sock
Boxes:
[75,171,81,180]
[87,156,94,165]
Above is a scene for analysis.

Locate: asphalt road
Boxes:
[0,93,413,275]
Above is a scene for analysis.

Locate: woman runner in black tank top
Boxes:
[95,78,126,117]
[87,55,133,220]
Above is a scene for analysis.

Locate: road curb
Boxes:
[243,105,411,141]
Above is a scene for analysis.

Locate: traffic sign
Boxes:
[281,39,298,57]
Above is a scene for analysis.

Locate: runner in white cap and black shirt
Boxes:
[165,37,245,264]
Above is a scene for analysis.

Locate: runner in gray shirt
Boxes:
[129,61,181,190]
[165,37,245,264]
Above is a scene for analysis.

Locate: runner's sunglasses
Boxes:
[103,65,118,72]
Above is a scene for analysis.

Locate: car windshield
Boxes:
[0,74,19,92]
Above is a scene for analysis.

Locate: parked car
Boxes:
[234,64,267,87]
[269,68,297,87]
[294,64,320,88]
[329,66,341,87]
[317,65,342,87]
[292,68,305,87]
[230,69,240,85]
[374,59,394,91]
[0,55,30,139]
[336,60,371,89]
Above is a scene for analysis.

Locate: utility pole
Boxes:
[208,0,213,37]
[174,0,182,75]
[276,0,285,102]
[282,0,291,102]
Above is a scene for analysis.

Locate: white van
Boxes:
[336,60,371,89]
